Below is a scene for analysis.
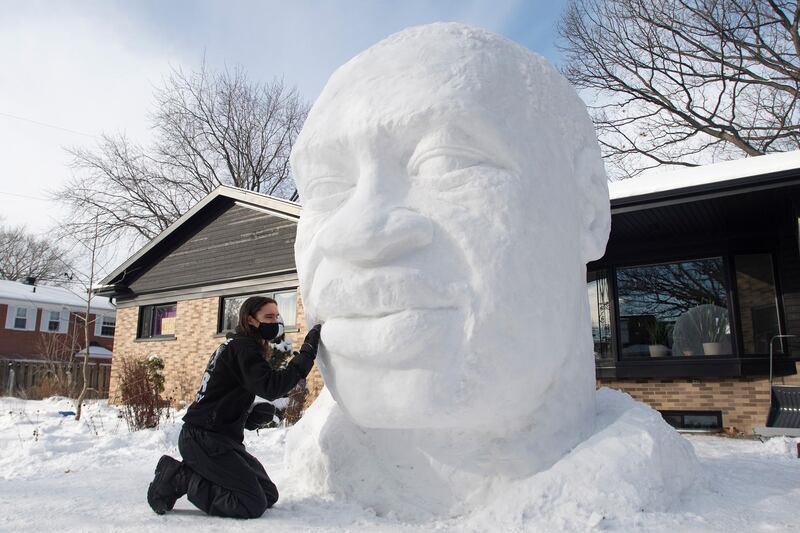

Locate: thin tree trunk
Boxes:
[75,218,98,421]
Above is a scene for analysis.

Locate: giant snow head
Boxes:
[292,23,610,432]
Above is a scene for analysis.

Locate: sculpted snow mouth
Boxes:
[320,307,462,365]
[307,267,468,322]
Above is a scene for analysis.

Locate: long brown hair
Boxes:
[235,296,277,356]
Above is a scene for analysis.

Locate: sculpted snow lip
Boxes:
[307,266,468,322]
[320,307,462,365]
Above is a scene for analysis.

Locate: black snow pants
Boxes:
[178,424,278,518]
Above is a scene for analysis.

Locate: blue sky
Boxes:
[0,0,568,245]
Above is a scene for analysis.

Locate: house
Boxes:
[592,151,800,433]
[0,278,116,362]
[94,186,320,407]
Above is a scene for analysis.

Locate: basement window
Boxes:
[660,410,722,432]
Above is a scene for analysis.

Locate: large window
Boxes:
[138,303,177,339]
[587,270,612,360]
[615,257,731,358]
[218,290,298,334]
[734,254,781,354]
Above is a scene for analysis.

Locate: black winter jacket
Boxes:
[182,333,314,442]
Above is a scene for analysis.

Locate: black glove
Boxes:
[244,402,283,430]
[298,324,322,359]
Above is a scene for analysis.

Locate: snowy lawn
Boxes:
[0,396,797,532]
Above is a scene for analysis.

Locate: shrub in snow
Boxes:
[118,355,167,431]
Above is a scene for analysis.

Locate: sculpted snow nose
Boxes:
[319,205,434,266]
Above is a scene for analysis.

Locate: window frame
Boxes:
[659,410,723,432]
[94,313,116,338]
[4,305,38,331]
[587,269,617,362]
[591,248,790,378]
[729,252,788,357]
[611,254,737,360]
[137,303,177,340]
[217,289,299,335]
[40,308,69,334]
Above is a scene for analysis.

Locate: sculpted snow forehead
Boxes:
[301,28,546,128]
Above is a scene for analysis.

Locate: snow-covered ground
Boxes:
[0,396,797,532]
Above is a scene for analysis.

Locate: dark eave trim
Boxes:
[610,168,800,214]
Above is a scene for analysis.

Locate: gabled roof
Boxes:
[96,186,300,294]
[0,279,115,312]
[609,150,800,212]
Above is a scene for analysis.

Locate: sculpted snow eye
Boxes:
[408,147,496,190]
[304,177,353,211]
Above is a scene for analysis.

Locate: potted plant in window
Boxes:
[698,305,729,355]
[646,320,671,357]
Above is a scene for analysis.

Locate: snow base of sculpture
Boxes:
[285,387,700,525]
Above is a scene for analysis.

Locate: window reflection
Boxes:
[735,254,780,354]
[218,290,298,333]
[587,270,612,360]
[616,258,731,357]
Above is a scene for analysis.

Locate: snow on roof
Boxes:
[0,280,115,313]
[608,150,800,201]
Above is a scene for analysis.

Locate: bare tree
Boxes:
[0,225,75,285]
[58,63,307,243]
[72,216,104,421]
[558,0,800,178]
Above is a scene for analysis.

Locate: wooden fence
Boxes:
[0,359,112,399]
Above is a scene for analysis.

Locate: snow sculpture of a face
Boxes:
[292,23,610,434]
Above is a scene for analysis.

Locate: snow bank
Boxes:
[1,396,798,531]
[287,387,699,527]
[0,397,181,480]
[465,388,699,530]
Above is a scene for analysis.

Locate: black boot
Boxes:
[147,455,190,515]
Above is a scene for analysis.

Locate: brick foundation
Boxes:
[598,364,800,433]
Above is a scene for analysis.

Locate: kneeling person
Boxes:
[147,296,321,518]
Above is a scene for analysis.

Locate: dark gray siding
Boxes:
[128,203,297,294]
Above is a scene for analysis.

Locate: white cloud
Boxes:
[0,4,179,234]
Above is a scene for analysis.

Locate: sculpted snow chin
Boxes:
[287,22,696,519]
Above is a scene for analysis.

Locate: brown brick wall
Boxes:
[109,290,326,409]
[598,363,800,433]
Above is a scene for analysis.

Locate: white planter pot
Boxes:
[649,344,669,357]
[702,342,723,356]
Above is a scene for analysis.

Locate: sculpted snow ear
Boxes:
[575,145,611,264]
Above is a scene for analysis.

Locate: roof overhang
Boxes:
[611,168,800,215]
[609,151,800,214]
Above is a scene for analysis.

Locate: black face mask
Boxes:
[257,322,284,341]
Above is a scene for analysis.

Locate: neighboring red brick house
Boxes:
[0,279,116,362]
